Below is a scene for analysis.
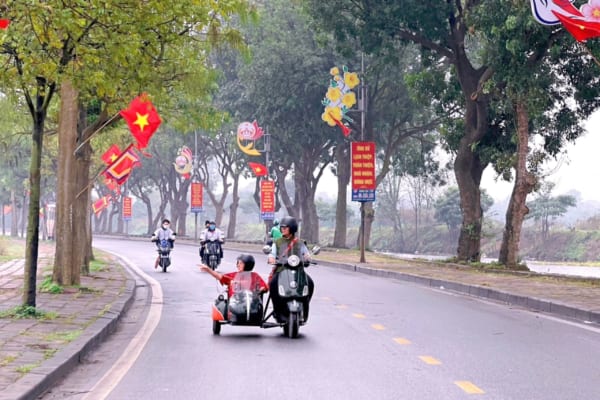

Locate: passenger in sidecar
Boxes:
[200,254,269,334]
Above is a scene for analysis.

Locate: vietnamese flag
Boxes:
[101,144,121,165]
[102,144,141,185]
[552,11,600,42]
[248,162,268,177]
[119,93,162,150]
[0,19,10,30]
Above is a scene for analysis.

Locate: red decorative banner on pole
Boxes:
[190,182,203,213]
[260,180,275,220]
[122,196,132,221]
[351,142,376,202]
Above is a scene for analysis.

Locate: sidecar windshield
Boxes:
[230,272,264,295]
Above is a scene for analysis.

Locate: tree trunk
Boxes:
[23,78,54,307]
[333,142,350,248]
[227,176,240,239]
[454,143,485,262]
[296,173,319,243]
[54,80,79,285]
[74,102,93,276]
[10,189,18,237]
[498,101,536,268]
[453,90,488,262]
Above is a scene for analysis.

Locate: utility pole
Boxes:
[359,54,368,263]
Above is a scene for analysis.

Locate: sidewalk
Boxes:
[0,245,134,400]
[1,241,599,400]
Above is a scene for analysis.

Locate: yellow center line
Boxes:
[371,323,385,330]
[455,381,485,394]
[393,337,411,345]
[418,356,442,365]
[335,304,347,309]
[352,313,366,319]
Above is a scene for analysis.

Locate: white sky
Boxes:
[315,110,600,203]
[481,110,600,202]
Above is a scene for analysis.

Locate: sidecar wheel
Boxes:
[212,320,221,335]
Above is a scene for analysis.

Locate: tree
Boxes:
[303,0,491,261]
[468,3,600,268]
[526,182,576,240]
[0,0,255,306]
[227,0,340,243]
[302,0,600,265]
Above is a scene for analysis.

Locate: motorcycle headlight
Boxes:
[287,255,300,267]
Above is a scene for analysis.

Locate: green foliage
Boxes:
[39,276,64,294]
[44,329,82,343]
[89,259,106,273]
[0,305,57,320]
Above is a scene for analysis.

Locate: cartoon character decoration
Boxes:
[531,0,600,41]
[321,66,360,137]
[237,120,264,156]
[173,146,193,179]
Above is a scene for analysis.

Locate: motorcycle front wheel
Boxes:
[284,312,299,338]
[209,255,218,270]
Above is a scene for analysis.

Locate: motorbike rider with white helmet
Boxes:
[151,218,176,269]
[199,220,225,262]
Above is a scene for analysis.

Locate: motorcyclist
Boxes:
[151,218,176,269]
[266,219,282,246]
[267,216,314,322]
[199,220,225,262]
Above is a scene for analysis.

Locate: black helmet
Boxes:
[273,219,279,226]
[279,216,298,235]
[237,254,255,271]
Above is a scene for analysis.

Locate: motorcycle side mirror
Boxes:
[311,245,321,255]
[262,245,272,254]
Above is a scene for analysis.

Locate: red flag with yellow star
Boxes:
[248,162,268,177]
[119,93,162,150]
[101,144,121,165]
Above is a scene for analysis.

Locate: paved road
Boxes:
[44,238,600,399]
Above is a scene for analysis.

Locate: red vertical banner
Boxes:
[260,180,275,220]
[122,196,132,221]
[351,141,376,202]
[190,182,203,213]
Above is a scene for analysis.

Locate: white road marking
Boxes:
[82,253,163,400]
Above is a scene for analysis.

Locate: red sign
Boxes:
[351,142,376,190]
[191,182,203,213]
[122,196,132,221]
[260,180,275,213]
